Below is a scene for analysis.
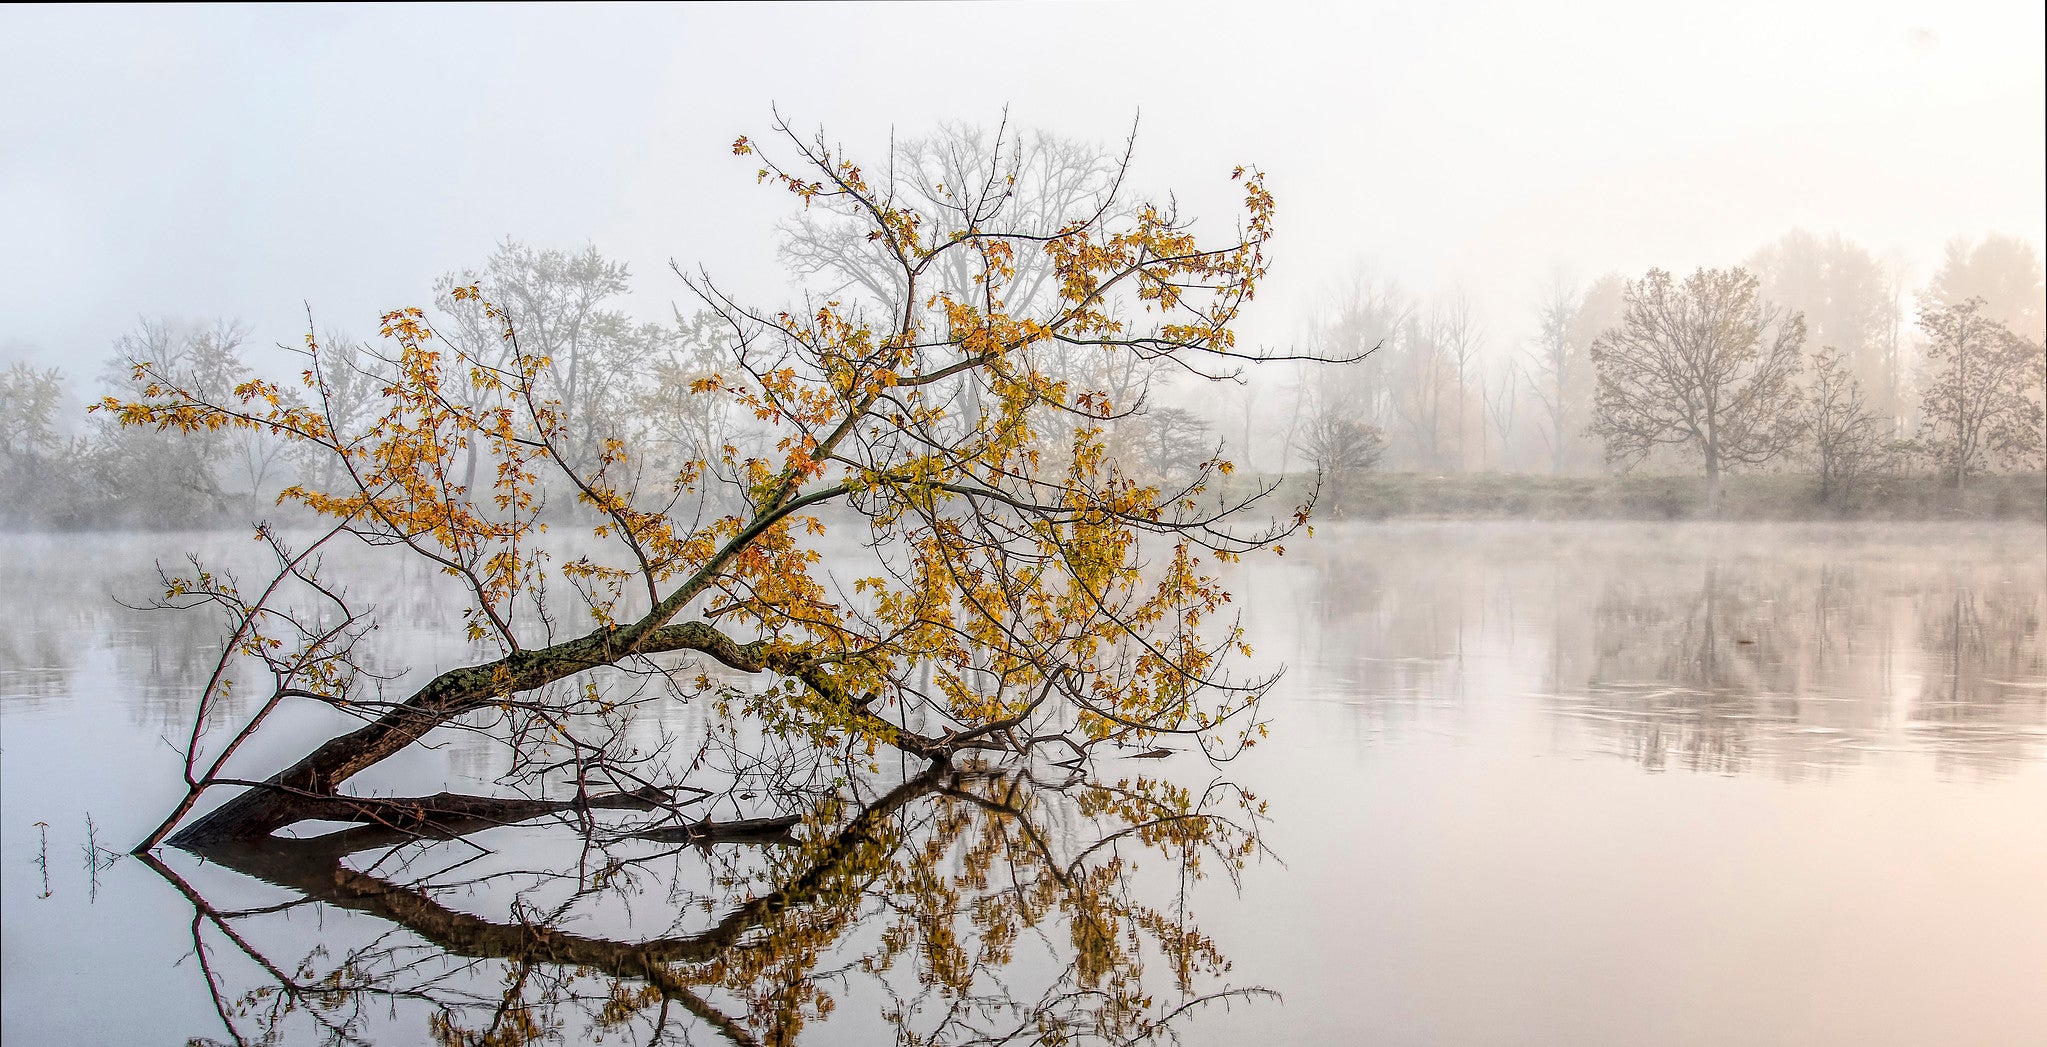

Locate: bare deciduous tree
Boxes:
[1527,273,1582,475]
[777,119,1148,451]
[436,240,672,479]
[1390,312,1450,470]
[1798,346,1888,501]
[1915,298,2046,489]
[1439,289,1483,470]
[1134,404,1214,482]
[0,361,65,462]
[1481,356,1519,472]
[1877,253,1914,431]
[1278,268,1402,474]
[1293,367,1385,517]
[96,318,257,517]
[1588,268,1807,502]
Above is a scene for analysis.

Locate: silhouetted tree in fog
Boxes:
[629,308,754,501]
[776,120,1149,457]
[1281,268,1400,473]
[92,319,259,518]
[1797,346,1888,500]
[1749,230,1895,420]
[0,361,64,462]
[1391,310,1451,469]
[1295,370,1386,516]
[1527,273,1583,475]
[1439,289,1482,470]
[1527,271,1617,474]
[1481,357,1519,472]
[1134,405,1214,482]
[1588,268,1806,503]
[1915,298,2045,489]
[437,241,675,481]
[0,362,90,526]
[1924,234,2045,343]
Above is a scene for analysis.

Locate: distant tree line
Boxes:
[1,241,757,529]
[1271,232,2044,509]
[2,126,1223,530]
[2,168,2041,527]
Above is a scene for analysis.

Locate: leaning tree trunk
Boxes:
[165,660,538,846]
[160,620,732,848]
[155,611,970,850]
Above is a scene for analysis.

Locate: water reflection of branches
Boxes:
[1913,586,2047,778]
[1586,563,1856,777]
[1579,559,2046,777]
[148,766,1270,1046]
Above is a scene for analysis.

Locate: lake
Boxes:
[3,522,2044,1045]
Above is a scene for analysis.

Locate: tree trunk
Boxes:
[165,670,508,846]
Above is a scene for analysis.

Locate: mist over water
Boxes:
[5,523,2043,1045]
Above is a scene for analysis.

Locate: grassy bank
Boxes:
[1227,471,2047,522]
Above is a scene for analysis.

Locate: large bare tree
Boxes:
[1588,268,1806,501]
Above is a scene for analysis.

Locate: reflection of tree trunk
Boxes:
[184,766,945,951]
[1814,568,1831,671]
[1704,447,1723,512]
[149,765,948,1047]
[1701,569,1718,687]
[1951,590,1963,704]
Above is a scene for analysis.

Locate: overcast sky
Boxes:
[4,1,2042,378]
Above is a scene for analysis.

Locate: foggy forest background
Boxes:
[3,127,2039,531]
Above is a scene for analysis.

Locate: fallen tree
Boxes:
[105,114,1314,854]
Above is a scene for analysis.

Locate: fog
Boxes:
[4,2,2042,373]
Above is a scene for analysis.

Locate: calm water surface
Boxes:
[3,522,2044,1045]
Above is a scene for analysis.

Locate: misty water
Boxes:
[4,521,2045,1045]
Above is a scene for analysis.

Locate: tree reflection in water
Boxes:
[1277,526,2046,780]
[1914,586,2047,776]
[147,765,1269,1046]
[1583,560,2044,778]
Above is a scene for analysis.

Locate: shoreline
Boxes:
[1224,471,2047,523]
[4,472,2043,533]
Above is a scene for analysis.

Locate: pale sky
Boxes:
[4,1,2042,378]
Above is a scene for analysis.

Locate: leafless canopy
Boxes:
[1589,267,1806,490]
